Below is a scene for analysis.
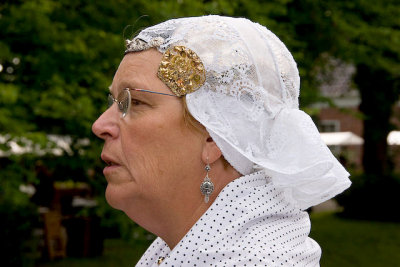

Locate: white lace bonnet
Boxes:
[125,15,351,210]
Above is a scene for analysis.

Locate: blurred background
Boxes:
[0,0,399,266]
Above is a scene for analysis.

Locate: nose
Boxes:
[92,106,119,140]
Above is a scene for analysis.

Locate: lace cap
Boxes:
[125,15,351,210]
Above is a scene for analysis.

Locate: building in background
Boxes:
[315,60,400,172]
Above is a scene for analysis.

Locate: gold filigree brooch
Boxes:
[158,46,206,97]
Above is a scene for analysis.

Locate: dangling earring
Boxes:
[200,158,214,203]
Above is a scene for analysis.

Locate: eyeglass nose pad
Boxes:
[119,101,127,118]
[118,89,130,118]
[107,94,115,108]
[118,101,124,111]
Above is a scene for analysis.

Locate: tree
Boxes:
[0,0,326,144]
[0,2,336,261]
[327,0,400,176]
[1,0,330,200]
[7,2,390,261]
[316,0,400,221]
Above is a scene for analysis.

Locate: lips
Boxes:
[101,154,121,175]
[105,160,117,166]
[101,154,119,166]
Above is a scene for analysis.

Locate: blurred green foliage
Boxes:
[1,0,363,139]
[0,160,39,266]
[1,0,400,265]
[331,0,400,177]
[0,0,344,254]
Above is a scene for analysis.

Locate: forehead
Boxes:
[111,49,165,92]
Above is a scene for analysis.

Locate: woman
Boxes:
[92,15,351,266]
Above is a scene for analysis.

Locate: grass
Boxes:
[310,212,400,266]
[36,212,400,266]
[36,239,151,267]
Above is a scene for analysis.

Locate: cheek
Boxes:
[121,119,166,164]
[119,115,184,179]
[120,113,202,183]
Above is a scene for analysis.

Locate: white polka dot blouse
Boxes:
[136,171,321,266]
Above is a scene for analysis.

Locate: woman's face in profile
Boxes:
[92,49,205,218]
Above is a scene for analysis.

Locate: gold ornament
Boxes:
[157,256,165,265]
[158,46,206,97]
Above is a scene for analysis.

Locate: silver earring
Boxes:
[200,160,214,203]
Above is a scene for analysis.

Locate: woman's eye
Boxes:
[131,99,143,106]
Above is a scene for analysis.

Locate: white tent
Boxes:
[320,131,364,146]
[387,131,400,145]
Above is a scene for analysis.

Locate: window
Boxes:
[319,120,340,133]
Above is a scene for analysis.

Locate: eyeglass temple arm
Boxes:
[130,88,178,97]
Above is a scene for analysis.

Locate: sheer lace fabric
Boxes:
[127,15,351,210]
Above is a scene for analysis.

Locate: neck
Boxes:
[161,200,210,249]
[162,163,241,249]
[126,162,241,250]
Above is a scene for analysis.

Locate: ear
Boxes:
[201,136,222,164]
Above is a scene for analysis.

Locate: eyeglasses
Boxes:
[108,88,177,117]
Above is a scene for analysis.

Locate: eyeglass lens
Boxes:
[107,89,131,117]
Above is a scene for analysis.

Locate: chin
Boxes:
[105,182,142,213]
[105,184,126,210]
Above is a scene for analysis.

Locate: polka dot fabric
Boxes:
[136,171,321,266]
